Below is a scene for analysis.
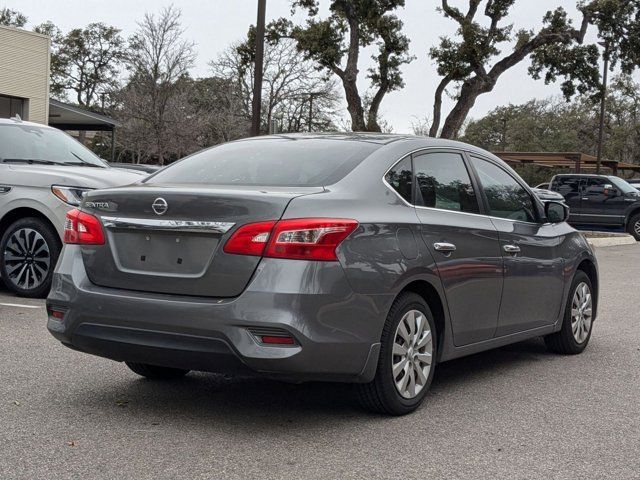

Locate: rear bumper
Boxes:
[47,246,392,383]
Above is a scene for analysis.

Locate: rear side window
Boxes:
[385,156,413,203]
[413,152,479,214]
[470,156,537,223]
[552,176,582,196]
[146,138,379,187]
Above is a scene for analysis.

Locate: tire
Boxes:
[126,362,190,380]
[357,292,437,416]
[0,217,61,298]
[626,213,640,241]
[544,270,594,355]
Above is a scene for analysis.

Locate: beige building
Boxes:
[0,25,50,124]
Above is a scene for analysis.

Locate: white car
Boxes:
[0,117,143,297]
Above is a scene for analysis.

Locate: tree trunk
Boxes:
[440,78,491,139]
[429,74,453,137]
[342,76,366,131]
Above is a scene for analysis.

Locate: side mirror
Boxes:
[545,201,569,224]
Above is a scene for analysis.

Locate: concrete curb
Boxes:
[582,232,638,248]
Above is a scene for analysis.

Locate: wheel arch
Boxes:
[576,258,598,319]
[0,207,61,243]
[625,206,640,222]
[397,279,447,362]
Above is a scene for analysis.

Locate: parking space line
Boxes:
[0,302,44,309]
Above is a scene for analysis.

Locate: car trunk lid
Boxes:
[79,184,323,297]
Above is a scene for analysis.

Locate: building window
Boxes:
[0,95,25,119]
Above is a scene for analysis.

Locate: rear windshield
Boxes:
[145,138,379,187]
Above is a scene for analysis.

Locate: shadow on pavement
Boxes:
[64,337,550,422]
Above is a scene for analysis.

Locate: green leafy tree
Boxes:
[0,7,27,27]
[271,0,413,132]
[462,75,640,182]
[54,23,127,107]
[429,0,640,139]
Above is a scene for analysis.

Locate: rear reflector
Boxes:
[260,335,296,345]
[224,218,357,261]
[64,209,105,245]
[47,306,67,320]
[247,327,298,346]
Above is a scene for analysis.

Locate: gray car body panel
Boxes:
[47,134,598,383]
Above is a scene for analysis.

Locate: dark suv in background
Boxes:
[550,174,640,240]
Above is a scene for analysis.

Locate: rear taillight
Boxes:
[64,209,105,245]
[222,220,277,256]
[265,218,358,261]
[223,218,357,261]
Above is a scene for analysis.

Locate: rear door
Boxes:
[551,176,584,223]
[412,151,503,346]
[469,156,565,336]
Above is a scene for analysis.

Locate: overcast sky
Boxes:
[6,0,606,133]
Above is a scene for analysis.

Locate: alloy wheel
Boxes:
[392,309,433,399]
[634,220,640,238]
[3,228,51,291]
[571,282,593,344]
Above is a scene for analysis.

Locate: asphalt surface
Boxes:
[1,245,639,479]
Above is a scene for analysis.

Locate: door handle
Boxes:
[433,242,456,253]
[503,244,521,254]
[582,197,589,201]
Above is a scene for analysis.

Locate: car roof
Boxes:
[553,173,612,178]
[236,132,492,152]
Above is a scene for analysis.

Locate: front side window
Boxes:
[413,152,479,214]
[470,156,537,223]
[584,177,608,196]
[385,156,413,203]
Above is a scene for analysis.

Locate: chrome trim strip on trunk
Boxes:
[101,217,235,234]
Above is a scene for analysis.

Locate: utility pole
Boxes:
[596,40,610,175]
[501,116,507,152]
[308,93,315,132]
[250,0,266,137]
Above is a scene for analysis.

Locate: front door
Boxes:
[412,151,503,346]
[579,177,627,225]
[469,156,566,336]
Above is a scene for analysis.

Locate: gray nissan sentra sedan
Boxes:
[47,134,598,415]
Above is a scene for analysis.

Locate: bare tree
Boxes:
[117,6,196,165]
[211,38,340,133]
[186,76,249,144]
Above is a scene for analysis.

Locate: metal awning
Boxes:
[48,99,119,131]
[493,152,640,174]
[48,99,119,160]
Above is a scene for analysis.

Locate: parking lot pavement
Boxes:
[1,245,639,480]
